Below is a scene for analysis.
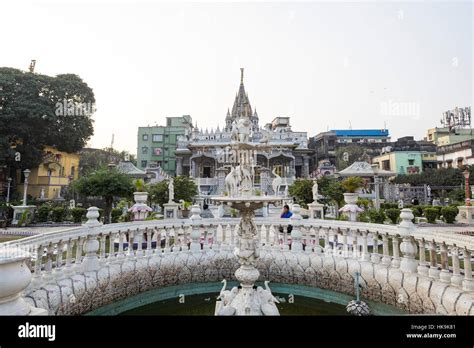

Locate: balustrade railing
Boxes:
[2,210,474,292]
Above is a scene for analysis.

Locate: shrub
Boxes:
[411,206,423,217]
[381,202,399,209]
[385,208,400,224]
[424,207,438,224]
[441,206,458,224]
[357,198,372,210]
[37,205,51,222]
[51,207,65,223]
[70,208,86,223]
[111,208,122,223]
[341,177,363,193]
[367,209,386,224]
[357,212,370,223]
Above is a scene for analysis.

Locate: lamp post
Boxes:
[22,169,30,206]
[6,177,12,204]
[463,169,470,206]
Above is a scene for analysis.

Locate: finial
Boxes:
[240,67,244,83]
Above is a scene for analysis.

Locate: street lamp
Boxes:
[22,169,30,206]
[6,177,12,204]
[463,169,470,206]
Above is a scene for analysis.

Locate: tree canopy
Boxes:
[148,176,198,208]
[335,145,370,170]
[0,68,95,171]
[73,169,133,224]
[79,147,137,176]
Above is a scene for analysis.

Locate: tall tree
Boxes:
[0,68,95,173]
[73,169,133,224]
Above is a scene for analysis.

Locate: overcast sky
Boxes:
[1,0,472,154]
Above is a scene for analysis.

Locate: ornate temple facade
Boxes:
[175,69,312,195]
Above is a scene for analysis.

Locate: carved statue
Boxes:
[230,121,239,142]
[236,165,253,192]
[257,281,280,315]
[217,279,238,315]
[312,180,319,201]
[168,177,174,203]
[272,168,282,195]
[237,117,251,143]
[259,128,271,144]
[225,167,240,196]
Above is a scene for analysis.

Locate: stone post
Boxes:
[290,204,303,252]
[398,208,418,273]
[189,205,202,252]
[83,207,102,227]
[462,248,474,291]
[82,235,100,272]
[0,246,47,315]
[450,246,463,286]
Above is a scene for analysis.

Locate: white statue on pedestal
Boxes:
[168,177,174,203]
[272,168,282,195]
[40,188,45,200]
[312,180,319,201]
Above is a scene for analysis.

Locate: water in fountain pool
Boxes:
[120,292,350,316]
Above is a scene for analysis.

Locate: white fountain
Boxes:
[212,114,282,316]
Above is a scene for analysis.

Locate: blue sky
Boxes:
[0,0,472,154]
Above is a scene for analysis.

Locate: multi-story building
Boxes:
[372,136,437,175]
[426,127,474,146]
[137,115,193,176]
[437,139,474,169]
[309,129,390,170]
[15,146,79,200]
[175,69,312,194]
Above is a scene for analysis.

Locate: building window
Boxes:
[142,134,148,141]
[142,147,148,154]
[141,160,147,168]
[152,134,163,142]
[71,166,75,178]
[408,159,415,165]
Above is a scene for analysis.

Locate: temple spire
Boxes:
[240,68,244,84]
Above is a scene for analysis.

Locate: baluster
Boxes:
[164,228,170,253]
[54,241,64,277]
[260,225,266,247]
[99,234,107,263]
[43,243,54,281]
[351,230,358,258]
[391,235,400,268]
[428,241,440,279]
[382,233,391,265]
[304,227,312,253]
[216,224,223,249]
[127,230,135,258]
[417,239,429,276]
[145,228,153,256]
[117,231,125,259]
[136,228,143,257]
[462,248,474,291]
[371,232,380,263]
[270,225,279,249]
[65,238,73,272]
[186,226,192,250]
[202,226,210,251]
[361,231,370,261]
[231,224,237,246]
[169,227,177,252]
[340,228,348,258]
[75,236,83,266]
[282,225,289,251]
[324,228,331,254]
[439,242,451,283]
[450,246,463,286]
[313,227,322,254]
[108,232,116,261]
[31,244,43,285]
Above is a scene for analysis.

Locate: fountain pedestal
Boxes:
[212,197,281,316]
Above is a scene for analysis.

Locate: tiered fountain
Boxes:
[212,113,282,316]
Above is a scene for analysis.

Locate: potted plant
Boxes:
[181,201,192,218]
[133,179,148,204]
[341,176,363,204]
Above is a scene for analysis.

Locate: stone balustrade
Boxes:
[1,207,473,315]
